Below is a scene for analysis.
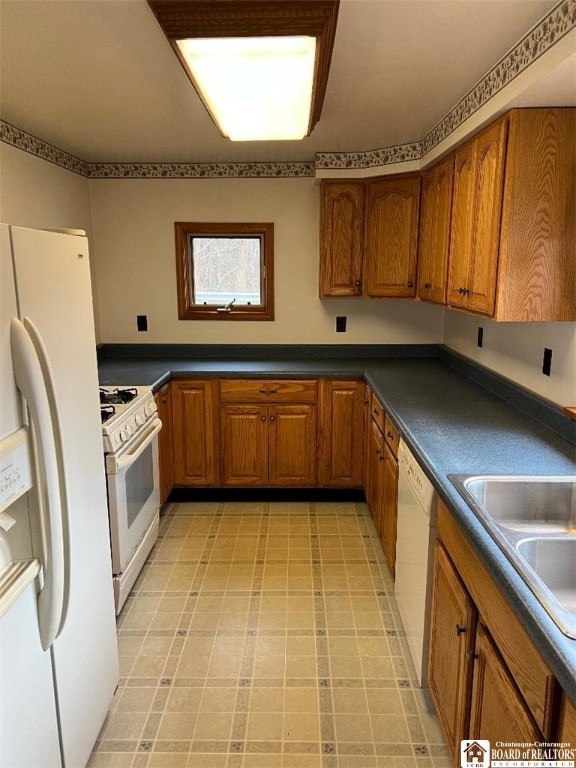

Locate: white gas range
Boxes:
[99,386,162,614]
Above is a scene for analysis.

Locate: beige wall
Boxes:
[88,177,445,345]
[0,143,101,337]
[2,143,574,406]
[443,311,576,405]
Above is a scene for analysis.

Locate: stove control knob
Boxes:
[145,402,156,416]
[135,413,144,426]
[127,424,135,436]
[119,430,129,443]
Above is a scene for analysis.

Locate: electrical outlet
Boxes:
[137,315,148,332]
[477,327,484,348]
[542,347,552,376]
[336,316,347,333]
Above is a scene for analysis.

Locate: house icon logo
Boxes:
[461,740,490,768]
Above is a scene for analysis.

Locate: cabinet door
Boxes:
[319,380,365,487]
[269,405,317,486]
[319,181,365,297]
[466,118,508,315]
[448,141,476,308]
[469,623,542,741]
[172,380,218,486]
[220,404,268,486]
[365,418,385,533]
[381,443,398,576]
[155,383,174,504]
[365,175,421,297]
[428,542,477,762]
[417,156,454,304]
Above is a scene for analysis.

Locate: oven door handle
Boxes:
[110,419,162,473]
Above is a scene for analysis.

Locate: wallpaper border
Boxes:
[1,0,574,177]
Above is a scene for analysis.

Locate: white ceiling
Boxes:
[0,0,574,164]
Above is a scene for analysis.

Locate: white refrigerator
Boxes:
[0,225,119,768]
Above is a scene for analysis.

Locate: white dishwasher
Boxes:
[394,438,438,687]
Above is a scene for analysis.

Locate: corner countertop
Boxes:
[98,353,576,702]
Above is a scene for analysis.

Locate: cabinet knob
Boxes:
[261,415,266,422]
[456,624,466,636]
[355,280,361,287]
[407,281,414,288]
[376,449,382,455]
[424,282,432,289]
[269,415,276,422]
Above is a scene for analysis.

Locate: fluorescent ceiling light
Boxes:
[177,36,316,141]
[148,1,339,142]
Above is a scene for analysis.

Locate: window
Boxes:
[175,222,274,320]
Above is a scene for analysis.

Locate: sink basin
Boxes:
[515,537,576,637]
[450,475,576,638]
[458,476,576,534]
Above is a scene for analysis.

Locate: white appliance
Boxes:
[0,225,119,768]
[100,386,161,613]
[395,438,438,687]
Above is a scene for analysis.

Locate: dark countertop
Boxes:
[99,353,576,702]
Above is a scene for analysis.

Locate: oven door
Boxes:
[106,418,162,574]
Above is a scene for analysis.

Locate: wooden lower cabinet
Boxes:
[155,383,174,504]
[219,404,268,486]
[558,695,576,740]
[172,380,219,486]
[429,543,476,759]
[428,503,572,764]
[365,417,385,532]
[318,379,365,487]
[381,443,398,576]
[220,403,317,487]
[469,623,541,742]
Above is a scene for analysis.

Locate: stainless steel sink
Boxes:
[516,538,576,629]
[458,476,576,534]
[450,475,576,638]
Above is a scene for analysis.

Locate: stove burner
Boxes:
[100,387,138,405]
[101,405,116,424]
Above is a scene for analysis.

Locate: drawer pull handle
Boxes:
[386,431,394,439]
[456,624,466,636]
[259,388,279,395]
[373,408,379,416]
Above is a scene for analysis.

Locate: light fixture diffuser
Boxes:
[148,1,339,141]
[177,36,316,141]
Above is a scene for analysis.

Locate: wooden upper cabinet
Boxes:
[448,108,576,320]
[172,380,218,486]
[448,118,508,315]
[365,174,421,298]
[319,180,365,297]
[318,380,365,487]
[497,109,576,321]
[417,155,454,304]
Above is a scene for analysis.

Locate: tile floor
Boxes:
[89,501,449,768]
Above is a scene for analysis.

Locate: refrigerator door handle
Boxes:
[10,317,67,650]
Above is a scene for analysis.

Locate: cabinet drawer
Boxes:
[219,379,318,403]
[371,394,385,433]
[384,416,399,456]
